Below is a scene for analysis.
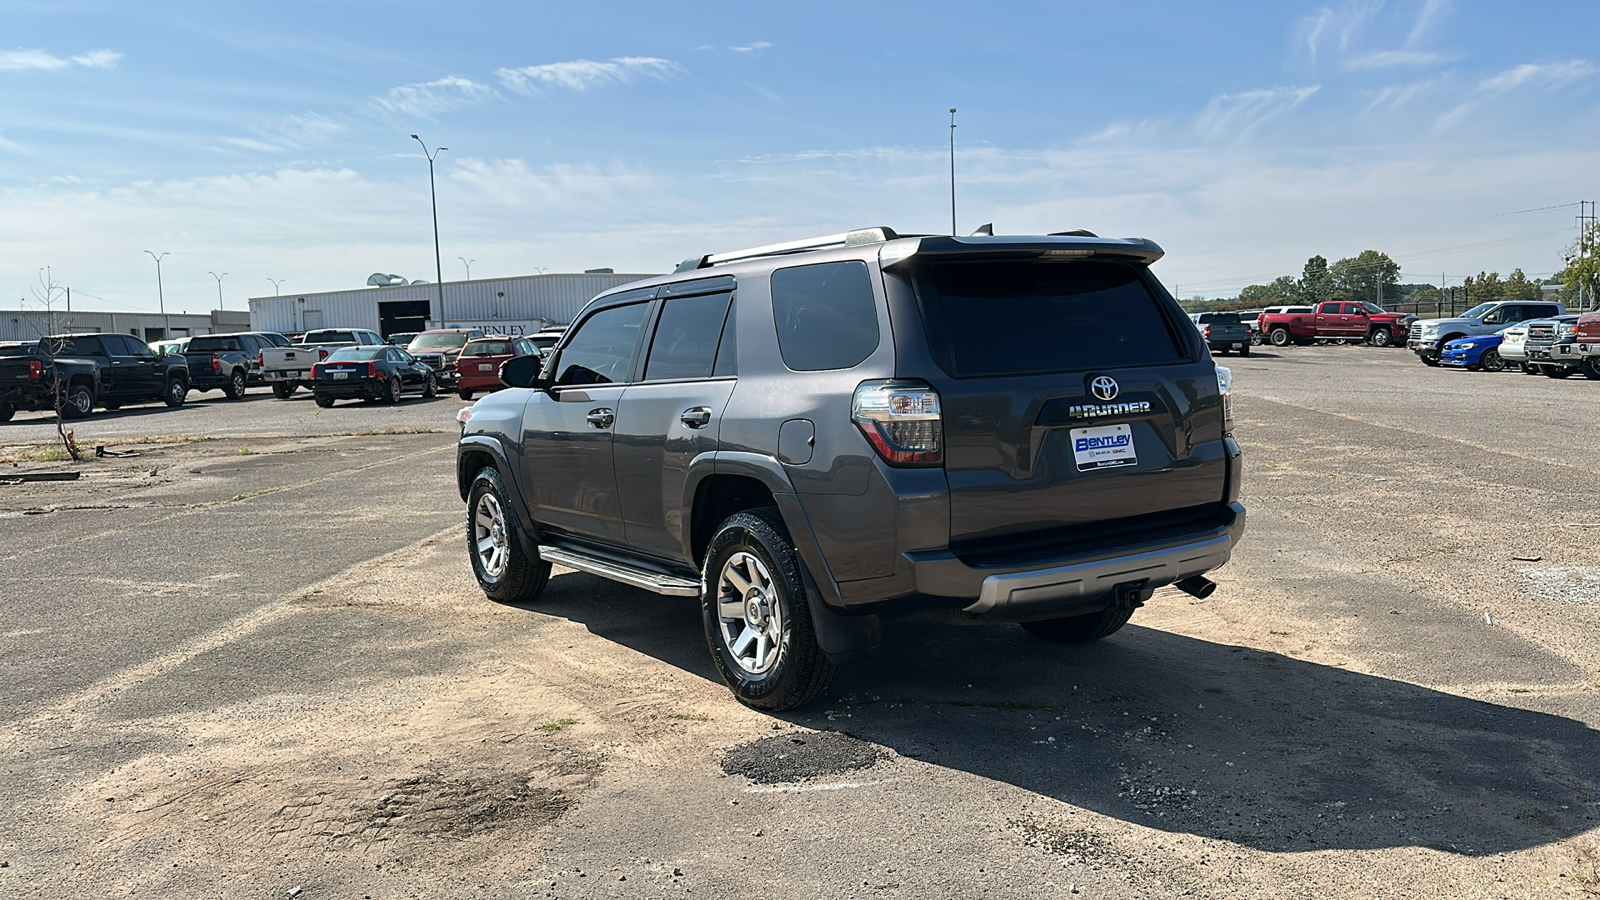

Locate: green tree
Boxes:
[1237,275,1300,307]
[1329,250,1401,305]
[1461,271,1506,304]
[1557,220,1600,309]
[1501,268,1541,301]
[1299,255,1332,305]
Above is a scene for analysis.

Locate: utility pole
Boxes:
[267,278,284,296]
[144,250,169,337]
[208,271,228,310]
[411,134,448,326]
[948,109,957,236]
[458,257,474,280]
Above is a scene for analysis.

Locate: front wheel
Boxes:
[703,508,836,711]
[271,383,296,399]
[1369,328,1392,348]
[1238,344,1251,357]
[1269,327,1291,347]
[1021,607,1135,644]
[1419,353,1440,367]
[163,377,187,408]
[422,374,438,398]
[0,402,13,422]
[1582,357,1600,380]
[466,466,550,604]
[1545,367,1574,379]
[1480,348,1506,372]
[224,370,247,399]
[383,377,401,404]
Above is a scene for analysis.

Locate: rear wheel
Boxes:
[163,377,186,408]
[1021,607,1135,644]
[0,402,13,422]
[271,383,296,399]
[62,382,95,418]
[466,466,550,604]
[703,508,836,711]
[314,395,335,408]
[223,369,247,399]
[1269,327,1291,347]
[422,374,438,398]
[1238,344,1251,357]
[1545,367,1574,379]
[458,388,474,401]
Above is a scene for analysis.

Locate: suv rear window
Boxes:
[771,261,878,371]
[1197,312,1240,324]
[911,259,1185,377]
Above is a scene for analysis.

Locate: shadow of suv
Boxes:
[456,227,1245,710]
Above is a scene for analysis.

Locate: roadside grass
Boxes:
[1,447,78,463]
[1571,845,1600,894]
[538,718,579,733]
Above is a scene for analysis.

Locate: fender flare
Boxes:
[456,435,544,550]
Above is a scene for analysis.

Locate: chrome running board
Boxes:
[538,546,701,597]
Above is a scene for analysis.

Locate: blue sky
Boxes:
[2,0,1597,313]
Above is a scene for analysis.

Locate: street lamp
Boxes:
[144,250,169,336]
[948,108,958,237]
[411,134,448,325]
[208,271,228,310]
[458,257,474,280]
[267,277,285,296]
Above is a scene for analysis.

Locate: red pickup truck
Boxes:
[1257,301,1413,348]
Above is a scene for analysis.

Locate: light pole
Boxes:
[267,277,285,296]
[208,271,228,310]
[948,108,958,236]
[411,134,448,326]
[144,250,169,336]
[458,257,474,280]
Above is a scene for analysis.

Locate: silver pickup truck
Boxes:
[259,328,385,398]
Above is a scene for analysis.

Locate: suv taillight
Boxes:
[1202,325,1211,339]
[852,380,942,466]
[319,348,330,360]
[257,351,264,368]
[1216,365,1234,433]
[29,359,42,380]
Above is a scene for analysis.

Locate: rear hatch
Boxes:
[0,344,42,387]
[1197,313,1248,342]
[900,256,1228,558]
[317,360,371,382]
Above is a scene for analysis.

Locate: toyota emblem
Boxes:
[1090,376,1120,402]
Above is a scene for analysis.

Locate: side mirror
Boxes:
[500,353,548,389]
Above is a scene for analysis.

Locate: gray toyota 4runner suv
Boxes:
[456,227,1245,710]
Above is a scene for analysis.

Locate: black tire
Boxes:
[383,377,401,404]
[1238,344,1250,357]
[223,369,247,399]
[459,389,474,400]
[271,383,296,399]
[314,395,335,408]
[1419,353,1440,367]
[702,508,836,711]
[0,402,13,423]
[422,374,438,398]
[1582,358,1600,380]
[1545,367,1574,379]
[1369,328,1392,348]
[62,382,95,418]
[1480,348,1506,372]
[162,377,186,408]
[1294,338,1314,346]
[1269,327,1291,347]
[1021,607,1135,643]
[466,466,551,604]
[1522,363,1539,375]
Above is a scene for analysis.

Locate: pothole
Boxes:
[721,731,880,784]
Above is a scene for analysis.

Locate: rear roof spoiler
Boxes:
[675,227,1163,272]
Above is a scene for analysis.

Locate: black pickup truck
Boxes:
[0,334,188,420]
[181,332,289,399]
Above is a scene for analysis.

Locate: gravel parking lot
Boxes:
[3,345,1599,899]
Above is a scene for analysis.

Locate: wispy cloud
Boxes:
[1345,49,1450,70]
[374,75,493,117]
[1292,1,1453,72]
[1195,86,1320,139]
[1436,59,1595,131]
[730,42,772,54]
[0,48,122,71]
[495,56,680,94]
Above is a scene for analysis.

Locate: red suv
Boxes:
[455,335,540,400]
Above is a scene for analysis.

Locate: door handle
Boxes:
[680,407,713,428]
[586,408,614,429]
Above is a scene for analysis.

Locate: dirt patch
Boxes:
[720,731,880,784]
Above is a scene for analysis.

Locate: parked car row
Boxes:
[1432,310,1600,378]
[1250,302,1415,349]
[0,326,560,421]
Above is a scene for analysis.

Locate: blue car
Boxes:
[1440,330,1510,371]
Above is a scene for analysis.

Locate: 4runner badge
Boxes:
[1071,375,1151,419]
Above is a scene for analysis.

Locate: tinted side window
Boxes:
[555,302,650,386]
[645,292,734,381]
[58,336,103,356]
[713,301,737,377]
[771,261,879,371]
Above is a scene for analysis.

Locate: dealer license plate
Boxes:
[1070,424,1136,471]
[479,363,493,371]
[332,372,348,379]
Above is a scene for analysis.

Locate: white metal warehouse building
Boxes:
[246,272,657,339]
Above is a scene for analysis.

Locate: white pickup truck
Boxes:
[259,328,386,399]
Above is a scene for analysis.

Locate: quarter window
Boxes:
[771,261,879,371]
[554,302,650,386]
[644,292,734,381]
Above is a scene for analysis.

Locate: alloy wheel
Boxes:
[473,492,509,578]
[716,551,786,675]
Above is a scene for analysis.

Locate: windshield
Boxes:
[911,259,1184,377]
[1461,303,1495,319]
[326,348,383,362]
[462,340,513,356]
[408,333,469,350]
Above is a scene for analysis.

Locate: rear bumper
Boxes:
[312,378,385,399]
[903,502,1246,621]
[0,383,60,411]
[456,370,504,391]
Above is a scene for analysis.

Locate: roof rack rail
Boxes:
[674,226,901,272]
